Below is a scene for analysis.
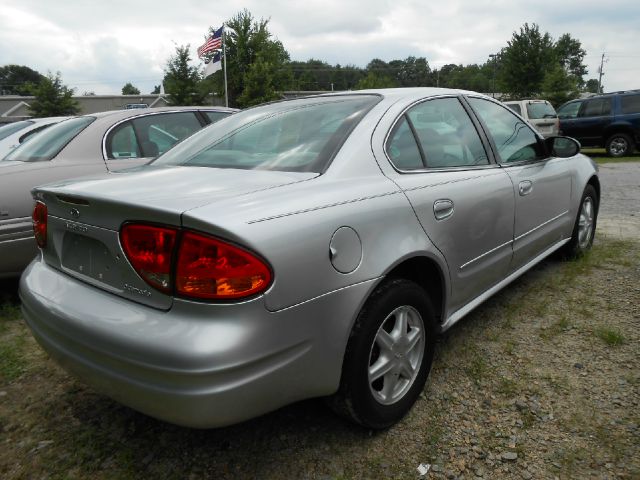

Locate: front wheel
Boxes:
[328,279,436,429]
[562,184,598,259]
[606,133,633,157]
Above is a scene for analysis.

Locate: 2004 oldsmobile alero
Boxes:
[20,89,599,429]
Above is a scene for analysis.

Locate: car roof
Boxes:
[80,106,239,121]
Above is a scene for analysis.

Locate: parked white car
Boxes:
[0,117,70,158]
[503,100,560,137]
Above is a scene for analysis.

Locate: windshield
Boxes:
[0,120,34,141]
[526,102,557,119]
[153,95,380,173]
[4,116,95,162]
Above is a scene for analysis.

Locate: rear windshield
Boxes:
[153,95,380,173]
[0,120,33,141]
[526,102,557,119]
[4,116,95,162]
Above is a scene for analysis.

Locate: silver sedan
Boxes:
[0,106,236,278]
[20,89,599,429]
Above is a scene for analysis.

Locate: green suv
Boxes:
[557,90,640,157]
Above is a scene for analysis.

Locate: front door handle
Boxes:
[518,180,533,196]
[433,199,454,220]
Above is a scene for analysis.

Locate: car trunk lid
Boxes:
[34,165,317,309]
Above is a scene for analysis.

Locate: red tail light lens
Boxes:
[32,201,47,248]
[176,231,271,300]
[120,224,177,293]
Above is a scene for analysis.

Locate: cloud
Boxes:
[0,0,638,94]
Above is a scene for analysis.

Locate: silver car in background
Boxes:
[0,106,236,278]
[20,88,599,429]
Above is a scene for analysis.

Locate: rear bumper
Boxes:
[20,259,374,428]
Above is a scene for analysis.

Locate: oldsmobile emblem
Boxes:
[70,208,80,219]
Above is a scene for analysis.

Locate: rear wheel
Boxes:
[562,184,598,259]
[606,133,633,157]
[329,279,436,429]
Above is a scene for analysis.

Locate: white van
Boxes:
[503,99,560,138]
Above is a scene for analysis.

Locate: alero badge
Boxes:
[70,208,80,219]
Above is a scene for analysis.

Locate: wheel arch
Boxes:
[382,255,446,325]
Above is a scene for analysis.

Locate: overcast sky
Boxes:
[1,0,638,95]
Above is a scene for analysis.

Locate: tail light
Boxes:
[176,231,271,300]
[32,201,47,248]
[120,223,271,300]
[120,224,177,293]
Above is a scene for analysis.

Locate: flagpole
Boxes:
[222,24,229,108]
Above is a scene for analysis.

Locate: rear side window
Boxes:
[204,111,231,123]
[4,117,95,162]
[580,98,612,117]
[468,97,543,164]
[386,97,489,170]
[620,94,640,114]
[526,102,557,119]
[106,112,203,159]
[107,122,141,158]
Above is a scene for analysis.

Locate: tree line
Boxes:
[0,10,603,117]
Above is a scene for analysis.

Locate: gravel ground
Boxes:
[0,163,638,480]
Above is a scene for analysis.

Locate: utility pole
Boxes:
[597,52,606,94]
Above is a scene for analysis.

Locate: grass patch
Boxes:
[581,148,640,164]
[594,326,625,346]
[0,334,28,382]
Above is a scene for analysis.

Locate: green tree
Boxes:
[151,85,161,94]
[584,79,601,94]
[163,44,205,106]
[554,33,587,88]
[498,23,555,98]
[540,64,579,107]
[395,56,431,87]
[355,71,397,89]
[0,64,45,95]
[121,82,141,95]
[204,9,291,107]
[28,72,80,117]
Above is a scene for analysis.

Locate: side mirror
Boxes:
[545,136,580,158]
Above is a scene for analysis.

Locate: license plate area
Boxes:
[61,232,118,283]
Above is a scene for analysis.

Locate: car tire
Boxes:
[561,184,598,259]
[328,278,436,429]
[605,133,633,157]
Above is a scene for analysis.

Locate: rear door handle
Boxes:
[518,180,533,196]
[433,199,454,220]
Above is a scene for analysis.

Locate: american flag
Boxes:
[197,26,223,58]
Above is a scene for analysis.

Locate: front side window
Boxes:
[557,101,581,119]
[154,95,379,173]
[468,97,543,164]
[4,117,95,162]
